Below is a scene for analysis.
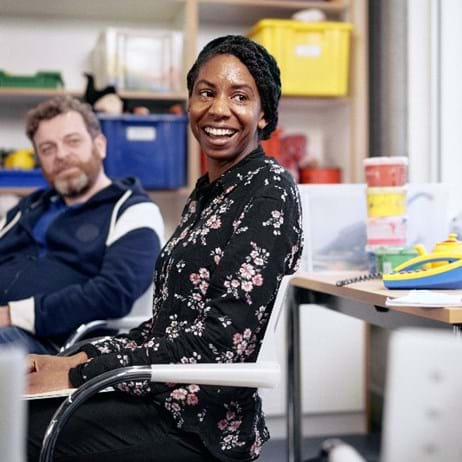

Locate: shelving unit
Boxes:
[198,0,347,24]
[0,0,367,191]
[0,0,368,235]
[0,88,187,103]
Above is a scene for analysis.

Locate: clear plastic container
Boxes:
[92,28,183,92]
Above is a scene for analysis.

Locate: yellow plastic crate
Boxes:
[248,20,353,96]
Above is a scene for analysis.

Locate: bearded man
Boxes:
[0,96,164,353]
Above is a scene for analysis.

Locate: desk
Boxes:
[286,272,462,462]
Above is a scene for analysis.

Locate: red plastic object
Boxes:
[261,128,282,160]
[281,134,306,162]
[364,157,408,187]
[299,167,341,184]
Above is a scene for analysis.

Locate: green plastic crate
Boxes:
[0,71,64,88]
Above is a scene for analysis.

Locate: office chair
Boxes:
[0,348,26,462]
[59,283,154,353]
[323,328,462,462]
[39,275,292,462]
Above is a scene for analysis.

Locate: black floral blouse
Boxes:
[70,146,304,461]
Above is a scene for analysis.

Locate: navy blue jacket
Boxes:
[0,178,163,345]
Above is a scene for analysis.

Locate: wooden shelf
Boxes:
[0,88,79,104]
[280,95,350,110]
[198,0,347,24]
[199,0,345,11]
[118,90,188,101]
[2,0,186,22]
[0,88,188,104]
[0,187,38,196]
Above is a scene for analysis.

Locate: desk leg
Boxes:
[287,286,302,462]
[453,324,462,337]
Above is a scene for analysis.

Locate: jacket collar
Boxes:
[29,176,143,210]
[194,146,265,202]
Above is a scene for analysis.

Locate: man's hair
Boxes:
[186,35,281,140]
[25,96,102,142]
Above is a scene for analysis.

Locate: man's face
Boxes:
[33,111,106,198]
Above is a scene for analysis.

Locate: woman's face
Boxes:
[188,54,267,178]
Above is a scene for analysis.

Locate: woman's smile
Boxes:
[202,125,238,145]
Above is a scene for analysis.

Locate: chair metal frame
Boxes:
[39,276,292,462]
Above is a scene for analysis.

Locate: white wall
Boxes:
[439,0,462,184]
[407,0,433,183]
[407,0,462,184]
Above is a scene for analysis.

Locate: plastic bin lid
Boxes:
[97,113,188,122]
[364,156,408,166]
[367,186,407,194]
[365,245,418,255]
[249,19,353,34]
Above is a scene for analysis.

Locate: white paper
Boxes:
[23,387,114,400]
[23,388,75,400]
[386,290,462,308]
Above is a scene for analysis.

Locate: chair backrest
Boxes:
[257,275,292,363]
[125,282,154,318]
[0,348,26,462]
[106,282,154,331]
[381,328,462,462]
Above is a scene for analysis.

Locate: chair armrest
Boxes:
[60,316,150,354]
[60,320,109,353]
[39,361,280,462]
[147,361,280,388]
[105,316,149,330]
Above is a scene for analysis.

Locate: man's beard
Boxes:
[54,171,91,197]
[47,146,103,198]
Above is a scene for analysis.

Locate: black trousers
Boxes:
[27,393,218,462]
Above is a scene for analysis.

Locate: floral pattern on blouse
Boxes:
[70,146,303,462]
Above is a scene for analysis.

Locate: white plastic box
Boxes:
[298,183,452,273]
[92,28,183,92]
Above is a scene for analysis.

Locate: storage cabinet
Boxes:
[0,0,368,435]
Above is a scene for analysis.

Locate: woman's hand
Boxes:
[26,352,88,394]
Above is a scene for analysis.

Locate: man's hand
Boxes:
[26,352,88,395]
[0,305,11,327]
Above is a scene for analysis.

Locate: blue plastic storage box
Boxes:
[98,114,188,189]
[0,169,47,187]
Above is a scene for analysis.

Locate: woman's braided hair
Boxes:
[187,35,281,140]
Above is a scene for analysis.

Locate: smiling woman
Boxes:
[27,35,303,462]
[188,54,266,180]
[187,35,281,182]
